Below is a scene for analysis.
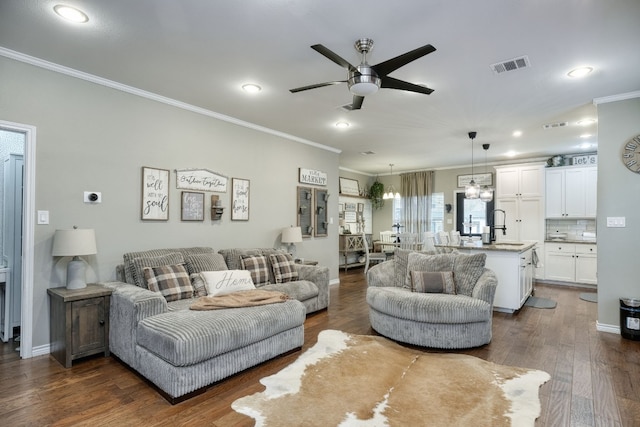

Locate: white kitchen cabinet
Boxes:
[545,243,597,284]
[460,246,534,313]
[495,164,545,199]
[545,166,597,218]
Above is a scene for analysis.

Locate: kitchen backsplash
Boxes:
[546,219,596,241]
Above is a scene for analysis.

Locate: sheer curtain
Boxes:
[400,171,433,234]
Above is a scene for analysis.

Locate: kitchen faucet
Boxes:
[489,209,507,242]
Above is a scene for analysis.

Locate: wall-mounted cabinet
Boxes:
[545,166,597,218]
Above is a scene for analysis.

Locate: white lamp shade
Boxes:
[52,228,97,256]
[281,226,303,244]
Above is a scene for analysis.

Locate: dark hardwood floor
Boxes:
[1,270,639,426]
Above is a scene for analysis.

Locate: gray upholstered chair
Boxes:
[366,250,498,349]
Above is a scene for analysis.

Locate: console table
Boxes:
[339,234,370,271]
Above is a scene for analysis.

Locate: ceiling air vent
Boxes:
[490,55,531,74]
[542,122,569,130]
[360,151,376,156]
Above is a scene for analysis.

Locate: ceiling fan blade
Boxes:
[344,95,364,111]
[311,44,359,73]
[380,76,434,94]
[289,81,347,93]
[373,44,436,76]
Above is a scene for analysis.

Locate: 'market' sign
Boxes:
[298,168,327,186]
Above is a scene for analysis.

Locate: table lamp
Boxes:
[281,226,303,257]
[52,227,97,289]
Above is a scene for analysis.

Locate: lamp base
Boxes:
[66,256,87,290]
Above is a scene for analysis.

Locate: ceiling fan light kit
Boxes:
[290,38,435,110]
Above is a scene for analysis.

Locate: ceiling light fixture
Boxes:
[382,164,400,200]
[513,130,522,137]
[241,83,262,93]
[479,143,494,202]
[580,133,592,138]
[465,132,480,199]
[335,121,350,129]
[53,5,89,23]
[579,142,593,150]
[567,66,593,78]
[505,150,517,158]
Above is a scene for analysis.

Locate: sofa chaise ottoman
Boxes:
[102,246,329,402]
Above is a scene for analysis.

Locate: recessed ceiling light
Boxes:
[53,5,89,23]
[505,150,517,158]
[579,142,593,150]
[577,118,597,126]
[567,66,593,78]
[335,121,350,129]
[512,130,522,137]
[580,133,592,138]
[241,83,261,93]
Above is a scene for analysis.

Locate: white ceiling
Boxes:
[1,0,639,175]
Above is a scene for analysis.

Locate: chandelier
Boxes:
[382,163,401,199]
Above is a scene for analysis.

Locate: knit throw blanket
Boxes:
[190,289,290,310]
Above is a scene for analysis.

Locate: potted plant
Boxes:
[369,180,385,210]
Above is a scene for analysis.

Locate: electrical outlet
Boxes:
[84,191,102,203]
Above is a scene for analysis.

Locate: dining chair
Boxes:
[363,232,387,273]
[437,231,450,245]
[421,231,437,252]
[379,231,395,255]
[449,230,461,245]
[397,232,419,250]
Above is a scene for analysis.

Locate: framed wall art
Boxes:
[175,168,228,192]
[457,173,492,188]
[141,166,169,221]
[339,177,360,196]
[181,191,205,221]
[231,178,250,221]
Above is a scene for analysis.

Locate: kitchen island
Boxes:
[436,241,536,313]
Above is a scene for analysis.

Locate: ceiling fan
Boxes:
[290,38,436,110]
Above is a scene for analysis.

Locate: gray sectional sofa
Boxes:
[101,247,329,403]
[366,250,498,349]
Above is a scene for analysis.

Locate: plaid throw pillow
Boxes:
[269,253,299,283]
[240,255,270,285]
[143,264,194,302]
[410,270,456,294]
[190,273,208,297]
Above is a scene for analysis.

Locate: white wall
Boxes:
[0,56,340,350]
[595,96,640,329]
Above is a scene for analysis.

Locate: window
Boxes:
[392,192,444,232]
[455,192,494,236]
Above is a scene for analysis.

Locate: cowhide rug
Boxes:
[232,330,550,427]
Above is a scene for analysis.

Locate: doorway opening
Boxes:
[0,120,36,359]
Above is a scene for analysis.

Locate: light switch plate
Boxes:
[37,210,49,224]
[606,217,626,227]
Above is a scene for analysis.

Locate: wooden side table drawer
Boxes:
[48,284,112,368]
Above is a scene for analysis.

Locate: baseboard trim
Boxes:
[596,321,620,335]
[30,344,51,358]
[330,278,340,286]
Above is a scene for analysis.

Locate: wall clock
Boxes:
[621,134,640,173]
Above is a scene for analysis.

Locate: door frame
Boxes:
[0,119,35,359]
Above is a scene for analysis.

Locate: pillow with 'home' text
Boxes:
[200,270,256,297]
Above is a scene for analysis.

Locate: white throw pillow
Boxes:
[200,270,256,297]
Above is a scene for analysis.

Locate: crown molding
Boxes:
[593,90,640,105]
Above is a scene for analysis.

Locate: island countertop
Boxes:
[436,241,537,253]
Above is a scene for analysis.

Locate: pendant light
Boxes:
[465,132,480,199]
[479,143,494,202]
[382,164,401,199]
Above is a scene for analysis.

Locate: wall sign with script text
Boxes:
[175,168,228,192]
[141,166,169,221]
[299,168,327,186]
